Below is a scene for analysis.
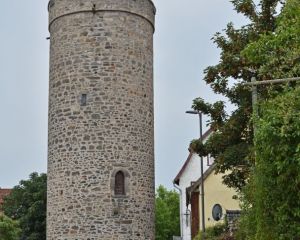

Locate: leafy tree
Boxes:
[155,185,180,240]
[190,0,284,190]
[3,172,47,240]
[242,0,300,79]
[0,214,21,240]
[236,1,300,239]
[240,86,300,240]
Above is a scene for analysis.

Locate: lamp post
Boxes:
[186,110,205,238]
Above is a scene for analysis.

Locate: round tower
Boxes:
[47,0,156,239]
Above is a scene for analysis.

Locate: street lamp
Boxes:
[186,110,206,238]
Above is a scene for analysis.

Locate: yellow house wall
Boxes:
[198,170,240,230]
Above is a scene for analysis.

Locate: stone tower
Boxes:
[47,0,156,239]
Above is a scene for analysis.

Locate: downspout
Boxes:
[174,183,183,239]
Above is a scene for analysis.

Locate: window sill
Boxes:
[112,195,128,199]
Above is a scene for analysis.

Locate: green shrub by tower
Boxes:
[2,173,47,240]
[155,185,180,240]
[0,214,21,240]
[255,87,300,239]
[238,86,300,240]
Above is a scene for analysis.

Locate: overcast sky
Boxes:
[0,0,246,189]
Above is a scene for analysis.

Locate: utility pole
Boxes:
[245,76,300,147]
[245,76,300,117]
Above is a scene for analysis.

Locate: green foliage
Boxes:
[235,203,256,240]
[0,214,21,240]
[238,86,300,240]
[192,99,227,129]
[190,139,207,157]
[192,0,300,238]
[236,1,300,239]
[155,185,180,240]
[3,172,47,240]
[191,0,283,191]
[242,0,300,79]
[193,223,232,240]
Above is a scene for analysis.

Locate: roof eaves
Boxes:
[173,151,193,185]
[173,128,214,185]
[187,164,216,194]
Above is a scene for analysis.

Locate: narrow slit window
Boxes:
[115,171,125,195]
[81,94,87,106]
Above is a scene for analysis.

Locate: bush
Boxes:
[237,86,300,239]
[3,172,47,240]
[0,214,21,240]
[155,185,180,240]
[194,223,228,240]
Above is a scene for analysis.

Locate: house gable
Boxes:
[186,167,240,230]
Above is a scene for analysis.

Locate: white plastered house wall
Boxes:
[173,129,213,240]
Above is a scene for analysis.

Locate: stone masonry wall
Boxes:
[47,0,156,239]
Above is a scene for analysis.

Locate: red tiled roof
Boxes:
[173,128,213,185]
[0,189,12,206]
